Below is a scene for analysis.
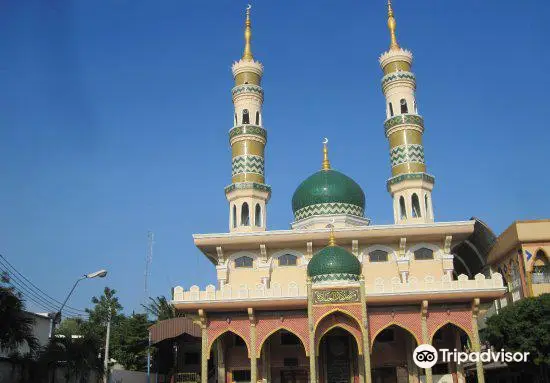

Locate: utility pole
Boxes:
[103,304,112,383]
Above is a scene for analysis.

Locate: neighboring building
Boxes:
[167,3,549,383]
[0,311,51,358]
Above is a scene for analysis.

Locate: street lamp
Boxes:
[50,269,108,337]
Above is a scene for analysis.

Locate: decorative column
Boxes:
[359,276,372,383]
[379,0,435,224]
[248,308,257,383]
[471,299,485,383]
[307,278,317,383]
[216,340,226,383]
[226,5,271,233]
[420,301,433,383]
[199,309,208,383]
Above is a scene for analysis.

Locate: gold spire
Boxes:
[387,0,400,50]
[328,227,336,247]
[322,138,331,170]
[242,4,254,61]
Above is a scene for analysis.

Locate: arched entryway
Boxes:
[259,329,309,383]
[371,325,419,383]
[318,327,360,383]
[210,331,250,383]
[431,323,471,383]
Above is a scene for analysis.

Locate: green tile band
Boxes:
[390,144,425,167]
[294,202,364,221]
[229,125,267,141]
[231,155,264,176]
[384,114,424,133]
[224,182,271,194]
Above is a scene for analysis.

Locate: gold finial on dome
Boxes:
[387,0,400,51]
[328,219,336,246]
[322,138,331,170]
[242,4,254,61]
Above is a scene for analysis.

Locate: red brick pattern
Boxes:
[313,304,363,327]
[368,310,422,347]
[207,317,251,357]
[427,309,473,342]
[314,311,364,355]
[255,313,310,355]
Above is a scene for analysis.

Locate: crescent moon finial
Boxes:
[323,137,328,144]
[246,4,252,10]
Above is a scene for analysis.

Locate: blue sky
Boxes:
[1,0,549,316]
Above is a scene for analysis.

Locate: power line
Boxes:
[1,265,88,318]
[0,254,89,316]
[0,254,87,313]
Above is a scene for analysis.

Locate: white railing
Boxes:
[172,273,504,303]
[366,273,504,294]
[173,282,305,302]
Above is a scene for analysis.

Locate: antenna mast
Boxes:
[144,231,154,299]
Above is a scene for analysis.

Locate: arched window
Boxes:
[278,254,297,266]
[400,98,408,114]
[235,113,238,125]
[411,193,421,218]
[241,203,250,226]
[532,250,550,284]
[235,256,253,268]
[255,111,260,125]
[414,100,418,113]
[388,103,394,117]
[369,250,388,262]
[414,248,434,260]
[424,195,429,218]
[254,204,262,227]
[399,196,407,219]
[232,205,237,228]
[242,109,250,125]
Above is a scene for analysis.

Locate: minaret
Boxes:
[226,5,270,232]
[379,0,434,224]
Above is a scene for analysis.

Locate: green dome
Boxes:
[292,169,365,221]
[307,245,362,283]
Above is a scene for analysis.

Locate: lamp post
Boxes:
[50,269,108,337]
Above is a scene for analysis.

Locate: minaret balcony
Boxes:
[231,84,264,102]
[384,113,424,136]
[229,125,267,145]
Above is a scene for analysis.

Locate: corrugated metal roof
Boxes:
[149,317,201,344]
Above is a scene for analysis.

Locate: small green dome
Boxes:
[292,169,365,220]
[307,245,362,283]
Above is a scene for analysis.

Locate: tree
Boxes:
[111,313,151,371]
[484,293,550,381]
[0,272,38,354]
[142,296,181,321]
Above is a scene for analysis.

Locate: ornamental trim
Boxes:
[294,203,364,221]
[224,182,272,194]
[232,155,265,176]
[381,71,416,88]
[231,84,263,97]
[311,274,361,284]
[384,114,424,133]
[312,288,361,304]
[390,144,425,167]
[229,125,267,141]
[386,172,435,191]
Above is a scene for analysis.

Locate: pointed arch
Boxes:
[429,321,472,344]
[207,329,251,359]
[370,323,421,351]
[254,203,262,227]
[314,309,364,355]
[314,308,362,330]
[257,327,309,357]
[241,202,250,226]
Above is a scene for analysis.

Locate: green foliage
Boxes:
[484,293,550,366]
[111,313,151,371]
[142,296,181,321]
[0,276,39,354]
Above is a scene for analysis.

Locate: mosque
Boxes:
[164,2,550,383]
